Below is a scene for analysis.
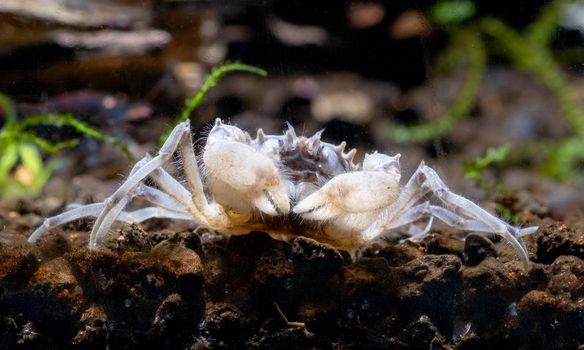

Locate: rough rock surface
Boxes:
[1,204,584,349]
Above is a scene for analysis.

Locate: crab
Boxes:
[28,119,538,268]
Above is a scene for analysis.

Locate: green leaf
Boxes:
[0,143,18,180]
[389,30,485,143]
[463,144,510,181]
[18,143,43,177]
[31,158,63,194]
[0,92,17,131]
[431,0,476,25]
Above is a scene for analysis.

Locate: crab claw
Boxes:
[204,140,290,216]
[293,171,400,220]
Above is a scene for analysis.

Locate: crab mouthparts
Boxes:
[264,190,284,216]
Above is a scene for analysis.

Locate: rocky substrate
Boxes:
[1,201,584,350]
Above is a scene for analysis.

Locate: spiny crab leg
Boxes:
[89,121,193,248]
[361,162,536,269]
[386,201,494,234]
[28,154,153,244]
[118,207,192,223]
[29,203,104,243]
[28,195,193,243]
[149,167,208,225]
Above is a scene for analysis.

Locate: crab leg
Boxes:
[89,121,192,248]
[119,207,192,223]
[28,203,104,243]
[177,121,231,228]
[419,165,533,267]
[360,163,432,240]
[133,184,190,214]
[362,162,536,269]
[149,167,208,224]
[384,201,494,234]
[28,200,192,244]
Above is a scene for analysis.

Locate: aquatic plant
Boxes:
[389,0,584,181]
[463,144,510,191]
[0,93,130,196]
[158,62,267,146]
[463,144,523,223]
[389,29,485,143]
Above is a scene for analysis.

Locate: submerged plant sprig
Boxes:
[463,144,510,190]
[389,30,485,143]
[389,0,584,182]
[17,113,133,159]
[159,62,268,146]
[0,92,131,196]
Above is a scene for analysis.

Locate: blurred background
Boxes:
[0,0,583,219]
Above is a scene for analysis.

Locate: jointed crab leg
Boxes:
[149,167,208,224]
[28,200,192,244]
[29,203,104,243]
[133,184,190,214]
[177,120,231,228]
[119,207,192,223]
[89,121,193,248]
[29,120,233,247]
[362,162,536,268]
[384,201,494,234]
[420,165,532,262]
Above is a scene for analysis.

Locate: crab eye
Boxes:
[208,123,248,144]
[363,153,401,175]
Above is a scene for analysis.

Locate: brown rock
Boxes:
[534,221,584,264]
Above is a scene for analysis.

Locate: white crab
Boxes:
[29,119,538,268]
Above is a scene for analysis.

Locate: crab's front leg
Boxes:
[203,137,290,217]
[292,171,399,220]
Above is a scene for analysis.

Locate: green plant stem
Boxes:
[159,62,268,146]
[478,17,584,138]
[0,92,17,131]
[389,31,485,143]
[19,113,134,160]
[542,137,584,180]
[526,0,562,48]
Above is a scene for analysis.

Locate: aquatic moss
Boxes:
[389,30,485,143]
[0,93,131,195]
[158,62,267,146]
[390,0,584,181]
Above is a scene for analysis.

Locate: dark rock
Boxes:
[109,223,167,252]
[226,231,286,258]
[423,233,465,258]
[202,247,229,302]
[152,293,202,337]
[515,289,584,349]
[203,302,254,347]
[152,239,204,293]
[0,234,38,285]
[254,248,295,300]
[73,304,107,348]
[401,315,447,350]
[463,234,498,266]
[342,257,397,323]
[170,230,203,253]
[546,255,584,298]
[534,222,584,264]
[461,258,517,329]
[66,247,120,298]
[291,237,343,279]
[248,319,332,350]
[377,241,424,266]
[397,255,462,333]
